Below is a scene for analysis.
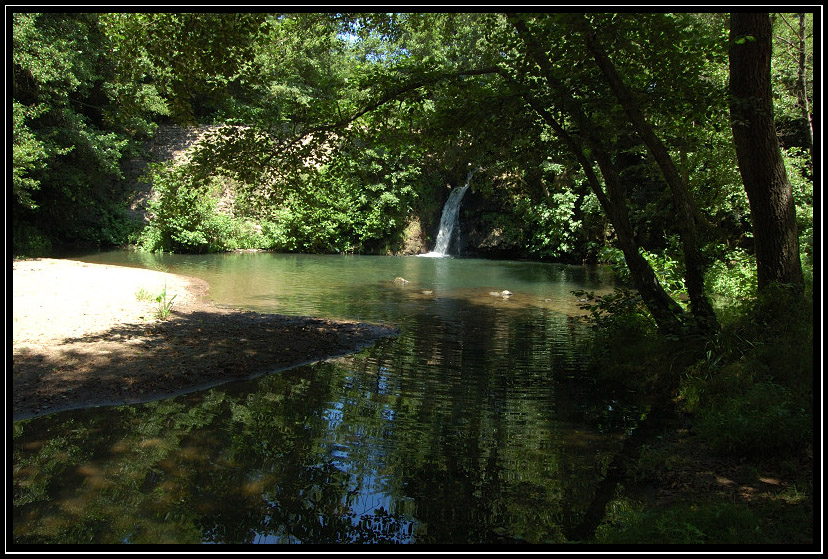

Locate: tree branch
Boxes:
[778,13,799,36]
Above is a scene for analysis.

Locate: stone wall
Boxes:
[121,125,221,223]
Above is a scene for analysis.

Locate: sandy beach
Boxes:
[11,258,398,421]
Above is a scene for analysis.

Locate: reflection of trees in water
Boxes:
[13,295,637,545]
[342,298,624,543]
[13,362,423,544]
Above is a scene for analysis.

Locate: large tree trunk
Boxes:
[729,13,804,292]
[576,17,718,332]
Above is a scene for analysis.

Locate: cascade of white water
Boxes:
[421,169,475,257]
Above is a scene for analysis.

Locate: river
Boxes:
[12,251,642,544]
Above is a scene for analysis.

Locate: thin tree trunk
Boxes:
[795,13,814,169]
[507,15,686,335]
[576,17,718,332]
[729,13,804,292]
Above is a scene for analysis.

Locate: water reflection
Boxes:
[12,253,638,545]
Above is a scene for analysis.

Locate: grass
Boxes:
[594,462,814,545]
[595,500,769,544]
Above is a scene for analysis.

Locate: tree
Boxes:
[571,13,718,331]
[729,13,804,293]
[11,12,132,249]
[771,13,814,169]
[99,12,269,125]
[505,14,689,335]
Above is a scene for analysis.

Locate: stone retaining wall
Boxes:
[121,125,221,223]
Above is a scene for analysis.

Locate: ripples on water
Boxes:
[12,252,643,544]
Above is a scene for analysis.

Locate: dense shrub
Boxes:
[12,222,53,258]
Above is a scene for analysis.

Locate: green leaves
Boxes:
[154,285,177,319]
[12,101,47,209]
[12,13,143,253]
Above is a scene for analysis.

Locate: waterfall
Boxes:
[420,168,475,257]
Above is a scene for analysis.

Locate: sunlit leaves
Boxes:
[12,101,48,209]
[11,12,141,250]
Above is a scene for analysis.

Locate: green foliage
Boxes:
[323,138,422,253]
[703,145,812,309]
[137,162,271,253]
[704,247,758,309]
[11,101,48,210]
[11,12,816,546]
[11,13,146,249]
[770,13,813,148]
[138,163,215,252]
[695,381,811,457]
[511,189,581,260]
[600,242,688,299]
[12,222,53,258]
[11,11,814,322]
[135,112,427,254]
[571,288,671,392]
[783,146,814,283]
[643,246,688,298]
[99,13,268,125]
[626,444,682,483]
[134,287,154,302]
[573,288,653,331]
[134,285,177,319]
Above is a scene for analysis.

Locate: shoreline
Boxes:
[11,258,398,421]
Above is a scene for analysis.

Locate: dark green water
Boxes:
[12,251,638,545]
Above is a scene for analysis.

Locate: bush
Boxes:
[137,162,214,252]
[782,146,813,287]
[12,222,53,257]
[138,163,269,253]
[572,288,667,392]
[600,242,688,300]
[704,247,757,310]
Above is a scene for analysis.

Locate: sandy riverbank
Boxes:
[11,258,398,421]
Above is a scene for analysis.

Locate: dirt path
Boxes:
[11,258,398,421]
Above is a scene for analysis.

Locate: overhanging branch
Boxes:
[262,65,501,164]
